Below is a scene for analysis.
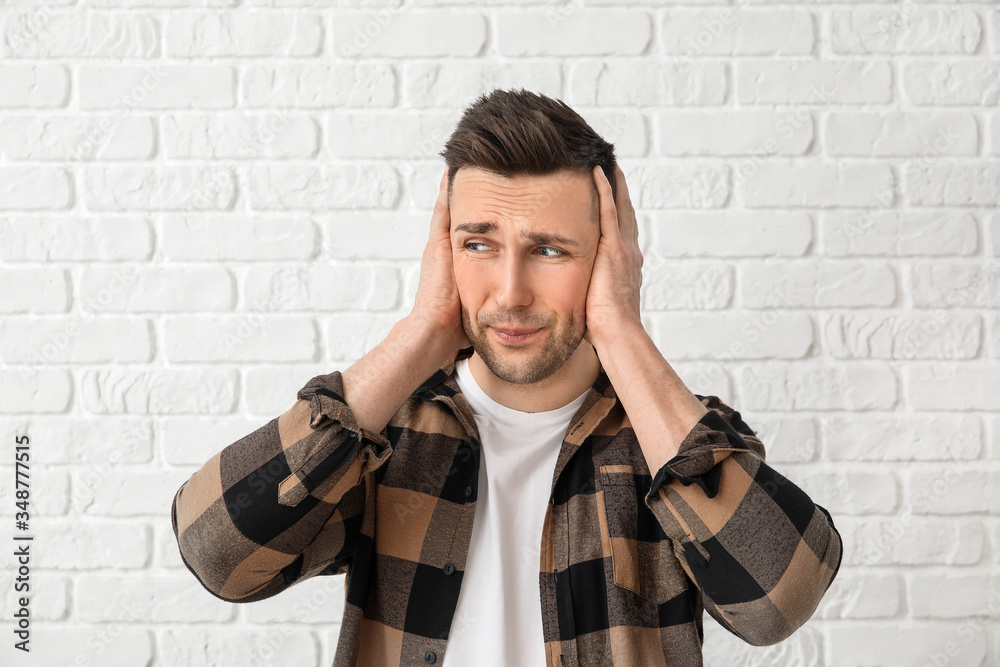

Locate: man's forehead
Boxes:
[450,167,600,223]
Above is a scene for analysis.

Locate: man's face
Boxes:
[450,167,600,386]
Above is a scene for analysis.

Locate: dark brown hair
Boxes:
[440,88,618,218]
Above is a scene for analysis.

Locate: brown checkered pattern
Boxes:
[171,350,843,666]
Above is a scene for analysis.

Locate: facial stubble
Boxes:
[461,305,585,386]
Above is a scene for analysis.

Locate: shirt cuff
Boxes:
[646,408,753,502]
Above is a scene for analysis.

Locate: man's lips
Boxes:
[489,327,541,343]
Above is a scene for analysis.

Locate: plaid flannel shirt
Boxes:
[171,349,843,666]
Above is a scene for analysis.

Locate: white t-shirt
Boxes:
[442,358,590,667]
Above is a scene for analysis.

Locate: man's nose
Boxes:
[494,254,532,310]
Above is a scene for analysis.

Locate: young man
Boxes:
[171,89,842,666]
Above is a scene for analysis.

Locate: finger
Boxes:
[614,165,639,243]
[592,165,621,244]
[431,165,451,238]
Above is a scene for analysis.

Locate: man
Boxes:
[171,89,842,666]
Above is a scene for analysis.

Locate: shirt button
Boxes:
[443,563,455,576]
[424,650,436,663]
[464,486,473,498]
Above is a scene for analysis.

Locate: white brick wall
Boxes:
[0,2,997,666]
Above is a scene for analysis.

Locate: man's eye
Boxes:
[537,246,564,257]
[465,242,490,252]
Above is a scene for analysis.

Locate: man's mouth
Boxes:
[490,327,541,343]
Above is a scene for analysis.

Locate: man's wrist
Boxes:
[394,315,463,377]
[589,315,646,362]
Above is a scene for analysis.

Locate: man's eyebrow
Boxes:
[522,231,581,248]
[452,222,497,236]
[453,222,581,248]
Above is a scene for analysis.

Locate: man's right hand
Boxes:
[340,164,470,435]
[408,165,471,355]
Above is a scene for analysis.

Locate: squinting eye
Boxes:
[465,242,489,252]
[538,247,564,257]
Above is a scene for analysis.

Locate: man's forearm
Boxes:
[342,316,458,434]
[592,322,708,475]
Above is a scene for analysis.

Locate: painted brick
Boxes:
[496,10,651,56]
[0,167,72,209]
[738,262,896,308]
[662,10,814,56]
[163,315,318,362]
[332,11,485,57]
[821,414,982,462]
[906,366,1000,411]
[828,625,986,666]
[904,163,1000,207]
[903,62,1000,105]
[660,110,814,156]
[737,363,897,411]
[0,64,68,107]
[641,261,733,310]
[0,268,70,313]
[242,64,396,108]
[160,214,315,260]
[2,12,159,57]
[403,62,561,108]
[243,264,399,311]
[80,369,238,414]
[830,9,981,54]
[910,262,1000,308]
[740,163,894,207]
[821,311,980,360]
[76,469,194,516]
[327,111,460,159]
[825,112,978,156]
[79,65,234,109]
[0,115,156,160]
[0,317,153,363]
[245,165,399,210]
[648,311,813,360]
[163,113,318,159]
[650,211,811,257]
[629,164,730,208]
[166,12,322,57]
[568,61,728,106]
[79,267,234,313]
[737,60,892,104]
[84,166,236,211]
[821,210,978,257]
[0,216,151,262]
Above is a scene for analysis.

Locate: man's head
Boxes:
[441,88,618,215]
[439,89,618,388]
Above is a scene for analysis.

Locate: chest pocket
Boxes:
[597,464,677,605]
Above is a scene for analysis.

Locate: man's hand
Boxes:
[584,163,708,473]
[409,165,470,353]
[584,164,644,350]
[341,166,468,435]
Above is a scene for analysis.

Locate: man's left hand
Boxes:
[585,164,644,351]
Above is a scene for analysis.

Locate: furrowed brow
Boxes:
[522,231,581,248]
[452,222,498,236]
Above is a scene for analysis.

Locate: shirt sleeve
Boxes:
[170,371,392,603]
[643,394,843,646]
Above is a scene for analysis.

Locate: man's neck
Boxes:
[467,343,601,413]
